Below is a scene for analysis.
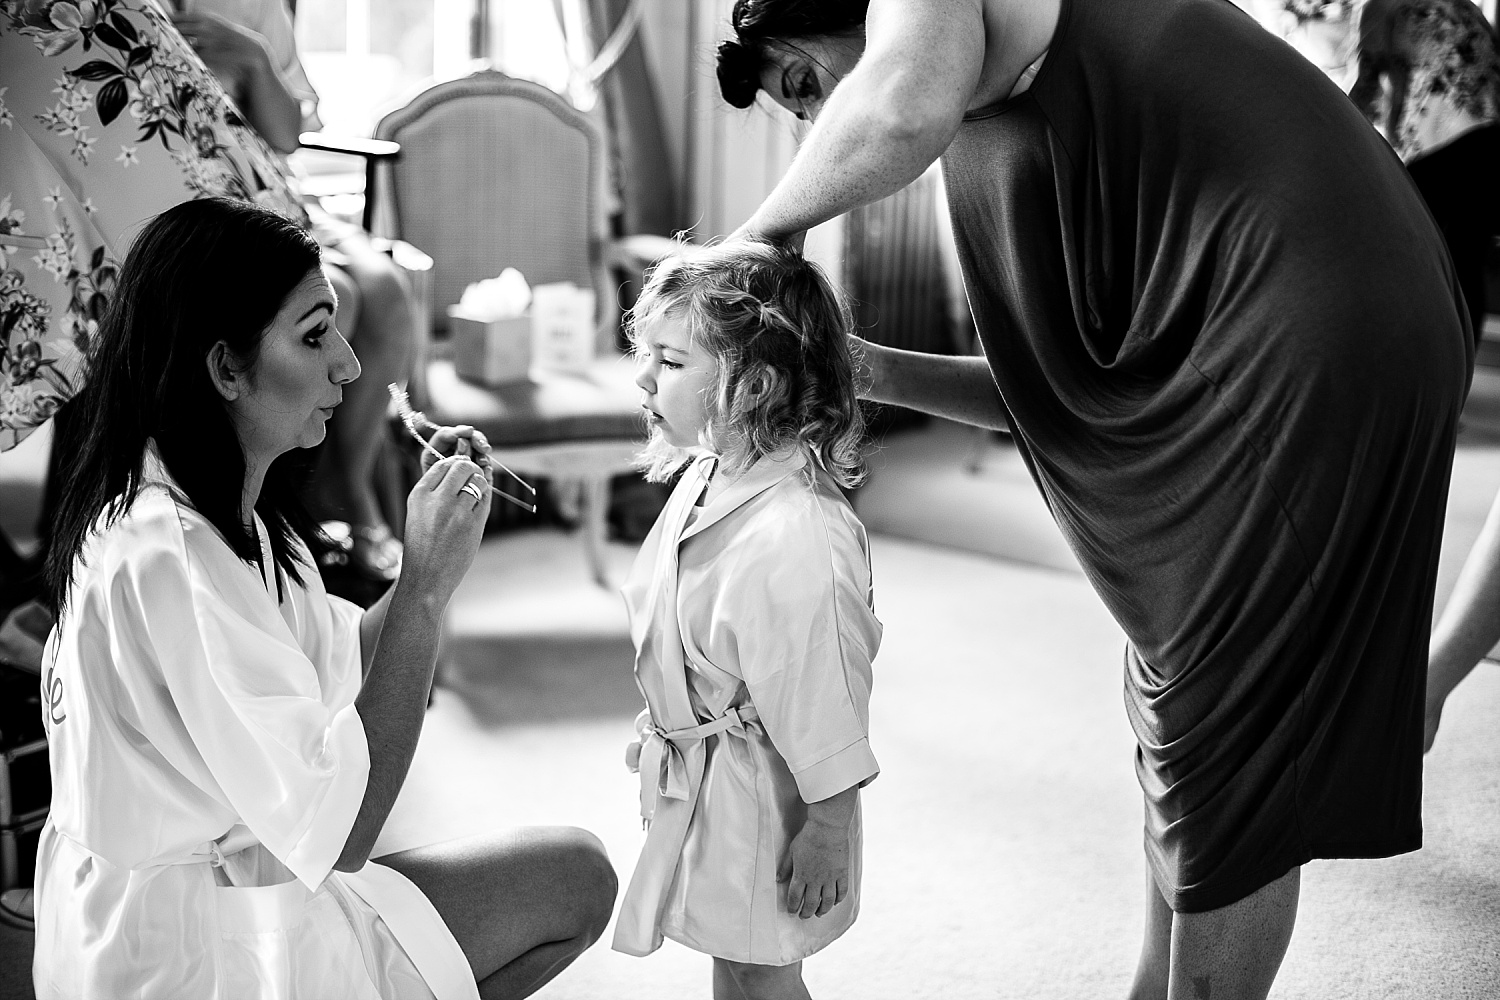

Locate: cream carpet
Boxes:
[376,516,1500,999]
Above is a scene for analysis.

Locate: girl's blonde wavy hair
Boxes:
[629,240,866,488]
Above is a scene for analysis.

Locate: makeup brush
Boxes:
[388,383,537,513]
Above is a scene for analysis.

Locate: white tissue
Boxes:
[457,268,532,320]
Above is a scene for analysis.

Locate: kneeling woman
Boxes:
[32,198,616,999]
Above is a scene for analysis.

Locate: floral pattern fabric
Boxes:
[0,0,303,449]
[1350,0,1500,159]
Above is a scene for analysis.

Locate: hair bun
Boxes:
[716,39,763,109]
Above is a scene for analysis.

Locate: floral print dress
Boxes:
[1350,0,1500,160]
[0,0,303,449]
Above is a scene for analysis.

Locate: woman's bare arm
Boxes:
[741,0,989,241]
[1425,486,1500,751]
[358,584,395,678]
[173,11,304,153]
[336,574,446,870]
[336,457,490,871]
[855,336,1009,430]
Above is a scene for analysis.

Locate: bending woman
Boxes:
[32,198,616,999]
[718,1,1471,998]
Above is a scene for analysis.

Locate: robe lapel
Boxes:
[678,448,807,544]
[614,456,713,956]
[142,443,296,640]
[634,456,711,731]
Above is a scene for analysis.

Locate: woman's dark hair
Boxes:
[716,0,869,109]
[46,197,327,613]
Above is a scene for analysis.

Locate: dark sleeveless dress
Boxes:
[941,0,1473,911]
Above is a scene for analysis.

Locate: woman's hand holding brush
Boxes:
[389,384,537,513]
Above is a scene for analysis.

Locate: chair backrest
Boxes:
[373,70,608,337]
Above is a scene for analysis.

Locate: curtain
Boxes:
[582,0,678,236]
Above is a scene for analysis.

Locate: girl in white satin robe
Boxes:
[613,242,881,995]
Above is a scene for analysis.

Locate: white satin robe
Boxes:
[613,450,882,966]
[33,457,478,1000]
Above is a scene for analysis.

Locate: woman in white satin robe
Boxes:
[32,198,615,999]
[37,454,468,998]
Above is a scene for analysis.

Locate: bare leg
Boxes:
[1167,866,1300,1000]
[719,958,810,1000]
[375,826,617,1000]
[713,957,751,1000]
[1127,865,1173,1000]
[323,244,414,533]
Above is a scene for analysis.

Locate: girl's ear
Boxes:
[205,342,243,401]
[741,362,781,402]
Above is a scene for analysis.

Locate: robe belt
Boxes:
[52,825,260,870]
[636,705,760,824]
[158,827,260,868]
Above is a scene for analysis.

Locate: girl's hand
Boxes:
[780,786,858,919]
[398,455,491,604]
[420,424,493,474]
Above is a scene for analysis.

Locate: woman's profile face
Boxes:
[757,34,865,122]
[224,269,359,462]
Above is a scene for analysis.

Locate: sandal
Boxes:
[349,523,402,582]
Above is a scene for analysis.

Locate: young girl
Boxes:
[613,241,881,1000]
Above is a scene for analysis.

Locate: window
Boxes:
[294,0,586,137]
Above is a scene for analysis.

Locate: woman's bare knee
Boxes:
[341,246,414,356]
[539,826,617,944]
[374,826,616,984]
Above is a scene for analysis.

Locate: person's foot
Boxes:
[0,888,34,931]
[349,523,402,582]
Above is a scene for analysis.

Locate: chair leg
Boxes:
[580,475,610,588]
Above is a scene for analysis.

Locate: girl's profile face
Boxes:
[222,269,360,463]
[633,309,717,450]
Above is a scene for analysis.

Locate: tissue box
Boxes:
[530,282,597,372]
[449,307,532,385]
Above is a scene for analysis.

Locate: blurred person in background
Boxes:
[175,0,418,582]
[1243,0,1363,88]
[1249,0,1500,346]
[1350,0,1500,347]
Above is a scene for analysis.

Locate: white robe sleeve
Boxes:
[111,513,368,889]
[286,572,366,700]
[720,505,881,804]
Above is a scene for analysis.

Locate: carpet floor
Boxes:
[371,518,1500,1000]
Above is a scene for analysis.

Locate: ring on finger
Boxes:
[460,482,484,501]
